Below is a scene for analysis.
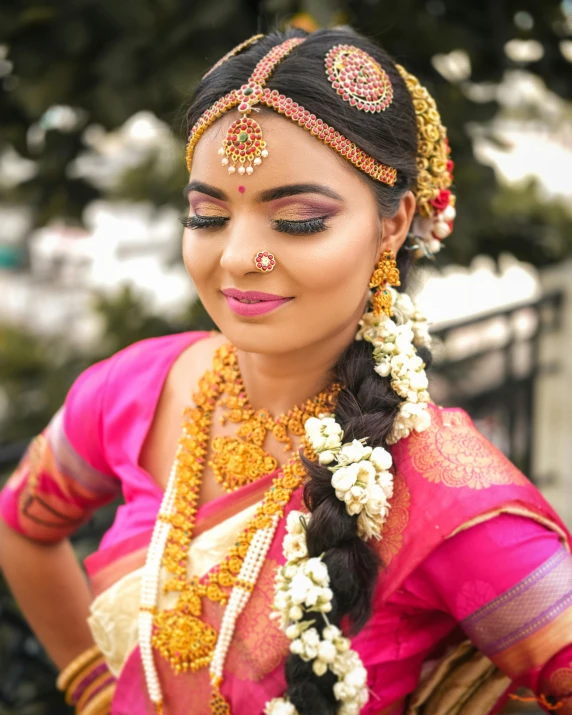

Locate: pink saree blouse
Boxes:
[1,330,572,715]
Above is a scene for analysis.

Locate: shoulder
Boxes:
[103,330,214,384]
[63,331,214,445]
[391,403,528,490]
[78,330,215,398]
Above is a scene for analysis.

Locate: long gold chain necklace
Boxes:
[150,344,340,676]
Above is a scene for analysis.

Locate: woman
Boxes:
[1,27,571,715]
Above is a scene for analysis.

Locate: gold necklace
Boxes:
[151,344,337,676]
[211,344,341,491]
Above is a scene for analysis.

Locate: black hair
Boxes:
[186,26,431,714]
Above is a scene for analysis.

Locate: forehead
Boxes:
[189,111,369,196]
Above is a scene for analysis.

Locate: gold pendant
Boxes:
[210,683,231,715]
[210,436,278,491]
[372,288,394,317]
[152,605,218,674]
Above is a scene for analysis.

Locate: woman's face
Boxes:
[183,112,413,357]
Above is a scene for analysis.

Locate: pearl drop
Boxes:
[238,166,246,175]
[246,166,254,175]
[217,147,224,156]
[228,166,236,174]
[442,205,456,221]
[261,149,268,158]
[221,158,229,166]
[253,157,262,166]
[433,221,451,239]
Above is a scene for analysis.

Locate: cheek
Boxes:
[182,233,216,284]
[290,219,376,299]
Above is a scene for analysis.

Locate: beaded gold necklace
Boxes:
[151,343,339,676]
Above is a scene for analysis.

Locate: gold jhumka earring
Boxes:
[369,251,401,317]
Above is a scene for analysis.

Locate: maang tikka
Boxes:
[369,251,401,317]
[186,39,397,185]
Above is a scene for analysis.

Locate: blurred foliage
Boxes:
[0,284,217,445]
[0,0,571,266]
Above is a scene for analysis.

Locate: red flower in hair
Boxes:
[430,189,451,214]
[446,159,455,174]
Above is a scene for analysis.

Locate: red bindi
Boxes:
[238,185,246,194]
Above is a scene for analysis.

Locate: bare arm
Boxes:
[0,517,95,669]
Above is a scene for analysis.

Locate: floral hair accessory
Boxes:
[325,45,393,113]
[267,511,370,715]
[396,64,456,257]
[356,287,432,444]
[304,417,395,540]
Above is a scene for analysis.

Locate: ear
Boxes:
[377,191,416,259]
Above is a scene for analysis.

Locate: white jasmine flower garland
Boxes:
[304,417,395,541]
[266,510,370,715]
[268,292,432,714]
[356,286,432,444]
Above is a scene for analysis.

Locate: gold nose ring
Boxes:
[254,251,276,272]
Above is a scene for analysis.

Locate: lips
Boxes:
[221,288,289,302]
[221,288,293,317]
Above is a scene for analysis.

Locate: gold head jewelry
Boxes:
[186,38,397,185]
[369,251,401,317]
[325,44,393,113]
[395,63,456,257]
[187,34,456,254]
[395,64,452,218]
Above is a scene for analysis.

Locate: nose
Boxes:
[219,216,271,277]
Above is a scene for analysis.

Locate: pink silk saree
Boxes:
[1,330,572,714]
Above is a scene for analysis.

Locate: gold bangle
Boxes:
[75,671,114,712]
[80,681,115,715]
[56,644,102,692]
[65,655,106,705]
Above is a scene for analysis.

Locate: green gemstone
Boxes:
[238,131,248,142]
[244,87,253,95]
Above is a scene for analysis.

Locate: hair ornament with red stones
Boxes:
[186,37,397,185]
[325,44,394,114]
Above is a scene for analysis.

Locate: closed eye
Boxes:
[179,215,329,235]
[179,215,229,230]
[272,217,328,235]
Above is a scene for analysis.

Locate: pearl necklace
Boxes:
[139,450,305,714]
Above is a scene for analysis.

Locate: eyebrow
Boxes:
[257,183,343,202]
[183,181,343,203]
[183,181,226,201]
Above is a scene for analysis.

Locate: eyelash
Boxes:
[179,215,329,235]
[272,217,328,234]
[179,215,227,230]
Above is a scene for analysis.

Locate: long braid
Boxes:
[282,251,432,714]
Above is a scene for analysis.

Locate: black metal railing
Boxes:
[429,290,563,482]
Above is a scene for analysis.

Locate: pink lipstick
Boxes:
[221,288,293,317]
